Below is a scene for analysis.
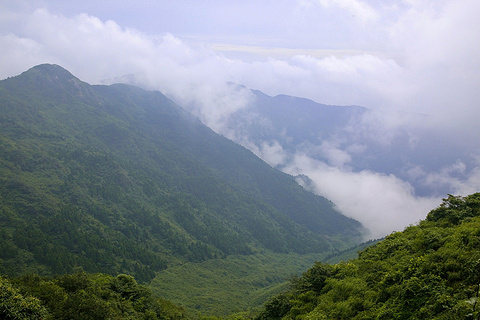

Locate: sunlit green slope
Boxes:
[0,64,363,283]
[256,193,480,319]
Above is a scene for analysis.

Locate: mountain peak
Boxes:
[25,63,79,83]
[7,64,98,100]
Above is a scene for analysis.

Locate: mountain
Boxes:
[0,64,363,283]
[227,89,366,151]
[219,87,475,197]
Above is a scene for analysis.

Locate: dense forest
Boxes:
[256,193,480,319]
[0,64,362,284]
[2,193,479,319]
[1,271,190,320]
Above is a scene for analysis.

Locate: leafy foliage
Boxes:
[255,193,480,319]
[5,271,190,320]
[0,276,48,320]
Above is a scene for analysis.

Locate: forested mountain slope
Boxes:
[0,64,363,282]
[256,193,480,319]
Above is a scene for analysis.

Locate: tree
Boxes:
[0,276,48,320]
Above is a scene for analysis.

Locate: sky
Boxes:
[1,0,479,239]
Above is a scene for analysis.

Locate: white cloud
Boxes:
[419,160,480,196]
[386,0,480,132]
[0,33,50,78]
[318,140,353,168]
[177,83,256,134]
[2,2,479,131]
[284,153,440,239]
[249,140,288,168]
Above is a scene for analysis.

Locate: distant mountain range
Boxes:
[102,71,478,201]
[0,64,363,282]
[221,87,474,198]
[99,70,480,239]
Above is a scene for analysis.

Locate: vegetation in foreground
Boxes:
[3,193,480,319]
[256,193,480,319]
[1,271,190,320]
[149,252,321,316]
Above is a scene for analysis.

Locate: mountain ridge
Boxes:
[0,64,364,282]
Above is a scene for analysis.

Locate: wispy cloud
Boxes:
[284,152,440,239]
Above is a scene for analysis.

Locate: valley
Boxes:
[2,2,478,318]
[0,64,363,316]
[1,64,478,319]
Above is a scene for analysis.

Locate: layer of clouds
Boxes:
[1,2,479,130]
[1,1,479,238]
[284,153,440,239]
[414,159,480,197]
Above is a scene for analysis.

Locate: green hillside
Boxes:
[4,194,479,319]
[150,252,320,316]
[256,193,480,319]
[2,65,479,320]
[0,64,362,284]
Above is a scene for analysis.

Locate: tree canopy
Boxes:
[2,271,190,320]
[256,193,480,319]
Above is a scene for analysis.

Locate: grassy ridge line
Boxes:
[149,252,323,316]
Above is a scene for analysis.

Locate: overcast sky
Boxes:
[1,0,479,238]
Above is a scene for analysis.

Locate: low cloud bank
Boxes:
[284,153,441,240]
[247,115,480,239]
